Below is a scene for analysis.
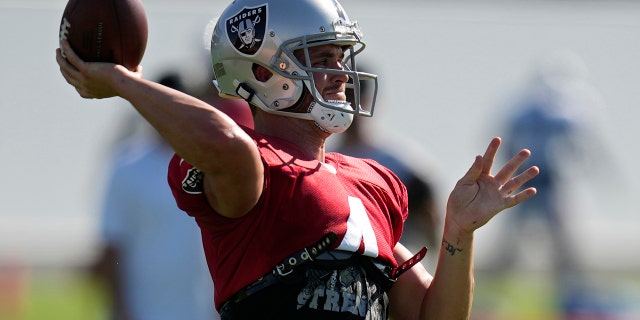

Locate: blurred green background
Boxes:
[4,269,639,319]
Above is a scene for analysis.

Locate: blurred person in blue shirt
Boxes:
[499,50,606,271]
[94,73,219,320]
[498,50,614,316]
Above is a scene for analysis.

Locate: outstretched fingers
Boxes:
[502,166,539,208]
[459,137,501,186]
[481,137,501,175]
[494,148,531,185]
[507,186,538,209]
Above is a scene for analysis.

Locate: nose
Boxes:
[329,61,349,84]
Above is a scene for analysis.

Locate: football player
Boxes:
[56,0,538,318]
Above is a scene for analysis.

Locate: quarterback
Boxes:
[56,0,539,318]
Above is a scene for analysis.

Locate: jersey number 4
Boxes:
[336,196,379,257]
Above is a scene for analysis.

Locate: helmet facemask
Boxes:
[267,32,377,133]
[274,31,376,111]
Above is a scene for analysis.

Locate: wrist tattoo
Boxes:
[442,239,463,256]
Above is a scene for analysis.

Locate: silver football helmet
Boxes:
[210,0,377,133]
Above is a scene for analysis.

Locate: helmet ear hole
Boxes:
[252,64,273,82]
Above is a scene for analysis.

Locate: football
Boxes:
[58,0,148,70]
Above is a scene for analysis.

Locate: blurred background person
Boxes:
[92,70,251,320]
[0,262,29,319]
[494,49,616,319]
[93,72,216,320]
[329,63,443,271]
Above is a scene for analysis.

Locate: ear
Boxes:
[253,64,273,82]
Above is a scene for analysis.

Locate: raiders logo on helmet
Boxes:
[226,4,267,55]
[182,167,204,194]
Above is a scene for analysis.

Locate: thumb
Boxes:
[458,155,483,186]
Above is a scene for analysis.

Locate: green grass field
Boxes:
[472,270,640,320]
[1,268,107,320]
[2,268,639,320]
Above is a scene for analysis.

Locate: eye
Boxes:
[313,58,329,67]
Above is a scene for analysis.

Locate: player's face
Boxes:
[295,44,349,103]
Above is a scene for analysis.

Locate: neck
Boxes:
[253,111,329,161]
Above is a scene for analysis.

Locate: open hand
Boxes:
[446,137,539,235]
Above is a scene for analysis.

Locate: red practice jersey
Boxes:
[168,128,408,310]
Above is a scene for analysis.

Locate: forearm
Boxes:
[421,222,475,320]
[57,40,242,169]
[111,73,245,172]
[411,136,537,319]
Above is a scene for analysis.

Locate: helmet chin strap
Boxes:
[307,101,354,134]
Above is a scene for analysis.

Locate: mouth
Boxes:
[323,90,346,102]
